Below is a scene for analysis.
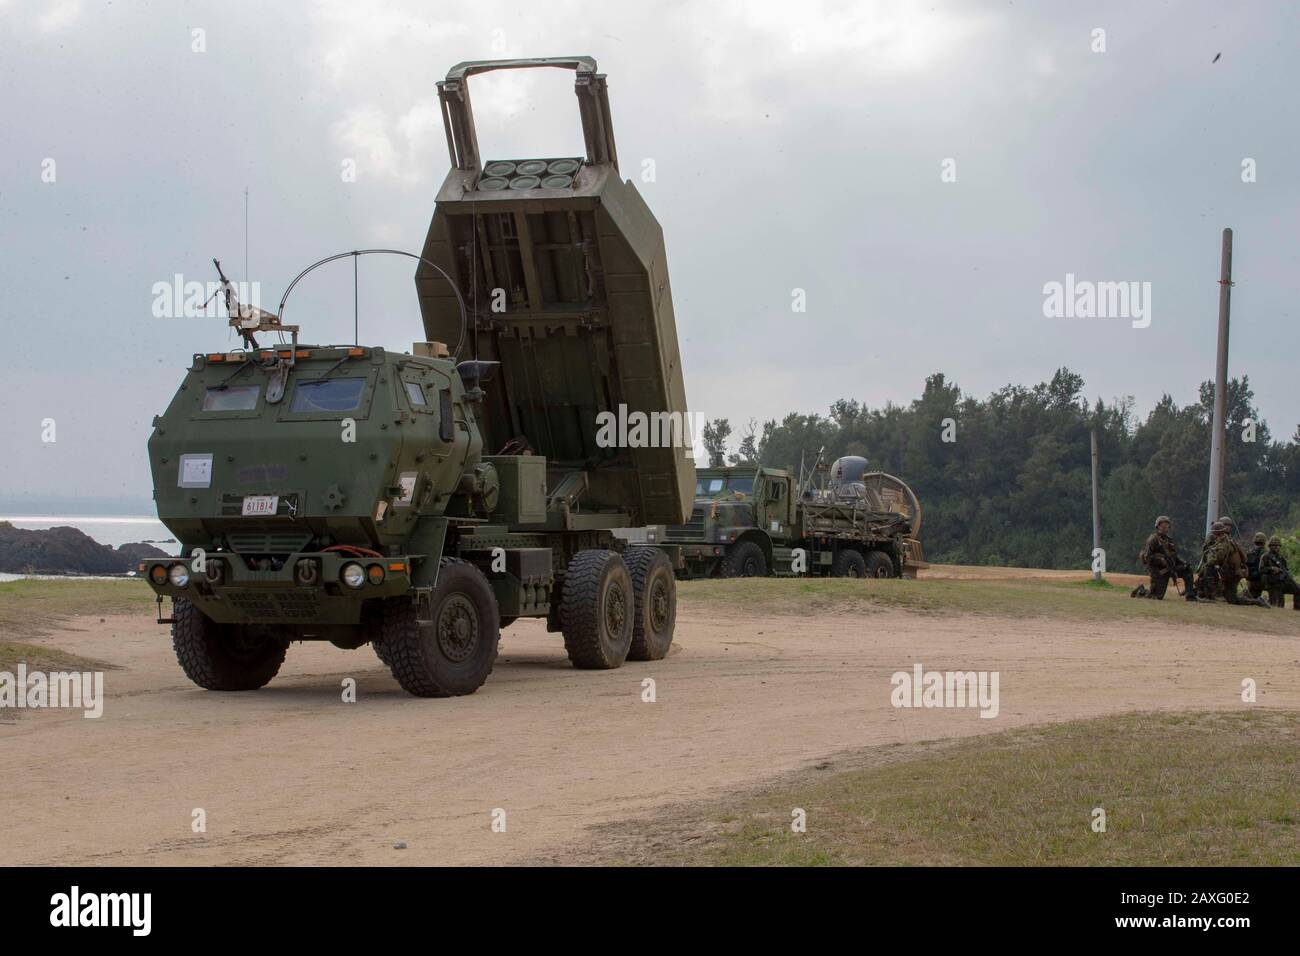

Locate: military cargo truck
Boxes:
[657,457,925,579]
[143,57,694,697]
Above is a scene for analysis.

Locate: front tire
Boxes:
[381,559,500,697]
[722,540,767,578]
[625,547,676,661]
[560,550,634,669]
[171,598,287,691]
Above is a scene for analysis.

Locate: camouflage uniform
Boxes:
[1137,518,1195,600]
[1205,527,1267,606]
[1244,532,1268,600]
[1260,537,1300,610]
[1195,522,1225,599]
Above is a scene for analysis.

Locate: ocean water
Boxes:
[0,515,173,550]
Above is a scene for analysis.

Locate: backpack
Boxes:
[1246,548,1263,581]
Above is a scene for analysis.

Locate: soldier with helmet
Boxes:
[1245,531,1268,600]
[1195,520,1226,599]
[1133,515,1197,600]
[1203,520,1269,606]
[1259,536,1300,609]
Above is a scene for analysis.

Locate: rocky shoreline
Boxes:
[0,521,170,576]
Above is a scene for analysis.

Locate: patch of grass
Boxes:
[0,641,115,673]
[677,577,1300,635]
[1077,576,1123,590]
[575,710,1300,866]
[0,580,152,671]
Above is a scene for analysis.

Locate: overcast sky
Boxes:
[2,0,1297,507]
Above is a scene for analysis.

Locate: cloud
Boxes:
[37,0,81,32]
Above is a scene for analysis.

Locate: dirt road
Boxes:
[3,597,1296,865]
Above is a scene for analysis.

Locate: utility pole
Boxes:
[1205,228,1232,534]
[1090,428,1101,582]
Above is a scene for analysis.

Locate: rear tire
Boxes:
[722,540,767,578]
[560,550,633,669]
[171,598,286,691]
[831,549,867,578]
[865,550,895,578]
[382,559,500,697]
[624,547,676,661]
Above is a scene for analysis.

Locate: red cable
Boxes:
[321,544,384,558]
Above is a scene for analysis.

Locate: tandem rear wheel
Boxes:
[865,550,895,578]
[831,549,867,578]
[560,548,678,669]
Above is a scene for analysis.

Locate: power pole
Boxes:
[1205,228,1233,534]
[1090,428,1101,581]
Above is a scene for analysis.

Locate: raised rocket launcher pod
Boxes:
[142,57,692,698]
[416,57,694,529]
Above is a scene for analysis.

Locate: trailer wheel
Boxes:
[865,550,895,578]
[832,549,867,578]
[171,598,287,691]
[382,559,500,697]
[722,540,767,578]
[624,547,676,661]
[560,549,634,669]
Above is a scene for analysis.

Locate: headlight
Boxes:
[168,564,191,588]
[341,562,365,589]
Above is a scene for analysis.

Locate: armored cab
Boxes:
[416,57,693,530]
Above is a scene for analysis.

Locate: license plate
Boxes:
[241,495,279,517]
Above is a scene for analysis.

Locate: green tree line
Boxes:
[702,369,1300,572]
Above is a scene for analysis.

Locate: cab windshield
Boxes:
[290,377,366,413]
[695,474,755,497]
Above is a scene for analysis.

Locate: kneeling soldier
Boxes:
[1260,536,1300,610]
[1136,515,1197,601]
[1245,531,1268,600]
[1207,523,1269,607]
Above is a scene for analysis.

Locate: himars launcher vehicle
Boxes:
[143,57,695,697]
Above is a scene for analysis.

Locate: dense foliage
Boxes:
[703,369,1300,572]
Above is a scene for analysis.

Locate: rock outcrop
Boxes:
[0,522,169,575]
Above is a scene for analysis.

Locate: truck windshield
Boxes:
[727,476,754,495]
[291,377,366,413]
[696,478,725,496]
[202,384,260,411]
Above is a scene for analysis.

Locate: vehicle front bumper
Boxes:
[141,552,415,626]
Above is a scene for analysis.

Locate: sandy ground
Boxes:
[2,599,1296,866]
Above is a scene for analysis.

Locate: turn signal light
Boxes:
[367,564,386,585]
[149,564,168,585]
